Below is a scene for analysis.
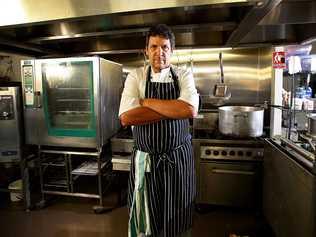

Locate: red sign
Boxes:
[272,51,286,69]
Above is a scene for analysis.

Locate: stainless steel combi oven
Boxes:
[21,57,122,149]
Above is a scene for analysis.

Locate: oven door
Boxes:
[33,57,99,148]
[199,161,261,208]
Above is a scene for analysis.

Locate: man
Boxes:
[119,24,199,237]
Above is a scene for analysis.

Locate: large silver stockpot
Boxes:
[306,114,316,139]
[219,106,264,137]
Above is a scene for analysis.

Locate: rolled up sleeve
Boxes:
[178,69,199,113]
[118,71,141,116]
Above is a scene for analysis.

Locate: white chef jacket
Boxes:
[119,65,199,116]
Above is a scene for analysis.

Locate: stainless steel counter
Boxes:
[263,139,316,237]
[110,136,133,171]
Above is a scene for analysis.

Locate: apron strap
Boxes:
[145,66,180,97]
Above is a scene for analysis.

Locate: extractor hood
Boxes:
[0,0,315,57]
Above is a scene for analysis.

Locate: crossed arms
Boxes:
[120,99,197,127]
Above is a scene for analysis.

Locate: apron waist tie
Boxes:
[156,142,187,169]
[133,140,190,169]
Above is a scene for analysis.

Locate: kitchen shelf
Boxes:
[55,87,90,90]
[61,121,91,126]
[41,162,66,167]
[56,99,91,102]
[71,161,108,176]
[57,111,92,114]
[44,180,68,188]
[37,146,111,213]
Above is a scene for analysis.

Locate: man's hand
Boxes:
[120,106,165,127]
[139,99,144,106]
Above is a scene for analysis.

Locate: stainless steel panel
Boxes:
[99,58,123,146]
[108,47,272,107]
[260,1,316,26]
[191,47,271,105]
[193,49,269,104]
[263,140,316,237]
[193,111,219,131]
[111,138,134,153]
[258,47,272,102]
[0,0,255,27]
[0,86,22,162]
[199,161,260,207]
[240,24,296,44]
[112,155,131,171]
[226,0,282,46]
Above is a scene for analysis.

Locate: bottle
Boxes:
[305,87,312,98]
[295,86,304,110]
[303,74,313,110]
[295,86,304,98]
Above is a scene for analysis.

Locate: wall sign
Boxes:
[272,51,286,69]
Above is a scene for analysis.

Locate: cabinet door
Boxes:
[41,61,96,137]
[199,162,261,208]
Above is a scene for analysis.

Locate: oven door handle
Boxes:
[212,168,255,176]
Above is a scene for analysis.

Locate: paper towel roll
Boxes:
[288,56,302,74]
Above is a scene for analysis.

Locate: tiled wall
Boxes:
[0,52,31,82]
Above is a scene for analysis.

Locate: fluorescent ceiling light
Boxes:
[174,47,232,53]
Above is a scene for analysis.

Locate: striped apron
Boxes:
[128,66,196,237]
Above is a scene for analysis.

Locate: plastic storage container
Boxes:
[8,179,23,202]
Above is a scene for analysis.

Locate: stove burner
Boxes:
[193,128,266,141]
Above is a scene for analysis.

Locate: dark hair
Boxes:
[145,24,175,49]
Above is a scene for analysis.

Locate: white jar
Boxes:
[294,98,303,110]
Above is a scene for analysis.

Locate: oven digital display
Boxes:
[0,95,14,120]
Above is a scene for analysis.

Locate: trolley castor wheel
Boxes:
[93,205,114,214]
[35,200,47,209]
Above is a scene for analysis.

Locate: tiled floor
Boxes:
[0,192,274,237]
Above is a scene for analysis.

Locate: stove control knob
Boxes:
[213,150,219,156]
[205,149,211,155]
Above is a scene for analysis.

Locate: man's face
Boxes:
[145,35,173,73]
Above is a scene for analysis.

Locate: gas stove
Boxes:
[193,127,265,161]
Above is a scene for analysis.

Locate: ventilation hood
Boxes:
[0,0,315,57]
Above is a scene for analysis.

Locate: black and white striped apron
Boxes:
[128,66,196,237]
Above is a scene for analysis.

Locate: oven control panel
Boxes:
[200,146,263,161]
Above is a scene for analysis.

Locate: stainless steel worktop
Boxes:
[263,138,316,237]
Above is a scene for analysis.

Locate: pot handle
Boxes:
[254,101,269,109]
[306,113,316,119]
[255,101,290,111]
